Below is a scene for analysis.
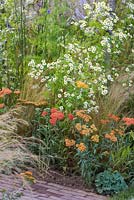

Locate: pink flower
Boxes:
[68,113,74,120]
[51,108,58,113]
[0,103,5,109]
[49,118,57,126]
[122,117,134,126]
[41,111,48,117]
[50,111,64,120]
[2,88,12,95]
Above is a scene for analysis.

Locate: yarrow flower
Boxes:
[76,110,92,122]
[49,109,64,126]
[76,81,88,89]
[75,123,82,131]
[49,118,57,126]
[0,103,5,108]
[91,134,99,143]
[108,114,120,122]
[100,119,110,124]
[0,88,12,97]
[50,111,64,120]
[105,130,117,142]
[41,111,48,117]
[51,108,58,113]
[68,113,74,120]
[65,138,76,147]
[122,117,134,126]
[76,142,86,152]
[90,124,97,131]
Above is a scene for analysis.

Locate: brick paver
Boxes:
[0,174,108,200]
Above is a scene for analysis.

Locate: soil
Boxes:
[33,168,94,193]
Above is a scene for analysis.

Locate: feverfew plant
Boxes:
[28,1,133,112]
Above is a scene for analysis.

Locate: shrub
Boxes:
[28,1,134,113]
[95,170,128,195]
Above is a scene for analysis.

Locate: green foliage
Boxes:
[30,108,74,171]
[110,186,134,200]
[95,170,128,195]
[0,0,69,89]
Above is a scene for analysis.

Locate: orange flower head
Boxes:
[115,129,124,135]
[76,143,86,152]
[100,119,110,124]
[24,171,33,176]
[110,130,115,135]
[111,136,117,142]
[105,133,117,142]
[3,88,12,95]
[0,103,5,109]
[75,123,82,131]
[108,114,120,122]
[90,124,97,131]
[0,90,4,98]
[76,81,88,89]
[82,125,87,129]
[65,138,75,147]
[122,117,134,126]
[83,114,92,122]
[80,129,90,135]
[91,134,99,143]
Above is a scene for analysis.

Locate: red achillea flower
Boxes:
[122,117,134,126]
[108,114,120,122]
[0,90,4,98]
[0,88,12,97]
[2,88,12,95]
[50,111,64,120]
[49,118,57,125]
[51,108,58,113]
[100,119,110,124]
[68,113,74,120]
[41,111,48,117]
[0,103,5,108]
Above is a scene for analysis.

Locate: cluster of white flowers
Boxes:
[127,2,134,11]
[28,1,133,112]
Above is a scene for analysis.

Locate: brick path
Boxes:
[0,174,108,200]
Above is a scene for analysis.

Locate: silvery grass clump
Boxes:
[0,105,48,175]
[28,1,134,114]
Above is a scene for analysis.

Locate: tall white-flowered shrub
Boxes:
[28,1,134,112]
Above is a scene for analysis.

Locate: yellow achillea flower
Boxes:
[90,124,97,131]
[75,123,82,131]
[76,81,88,89]
[76,143,86,152]
[115,129,124,136]
[105,132,117,142]
[65,138,76,147]
[20,171,36,183]
[76,110,92,122]
[82,125,87,129]
[91,134,99,143]
[80,129,90,135]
